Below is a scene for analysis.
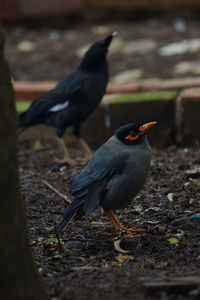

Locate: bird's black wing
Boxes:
[57,148,129,231]
[19,90,74,127]
[19,70,88,127]
[71,147,128,201]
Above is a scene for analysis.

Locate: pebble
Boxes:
[17,40,35,52]
[112,69,143,83]
[124,39,157,55]
[159,38,200,56]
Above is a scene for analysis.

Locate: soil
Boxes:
[5,20,200,82]
[18,141,200,300]
[11,18,200,299]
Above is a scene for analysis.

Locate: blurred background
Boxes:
[2,5,200,299]
[1,0,200,148]
[2,0,200,83]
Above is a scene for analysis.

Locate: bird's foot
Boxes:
[54,157,76,166]
[119,225,145,238]
[104,210,145,238]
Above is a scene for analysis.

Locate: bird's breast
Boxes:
[101,149,151,210]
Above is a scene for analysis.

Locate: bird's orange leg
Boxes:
[76,138,93,159]
[104,209,145,237]
[56,137,76,165]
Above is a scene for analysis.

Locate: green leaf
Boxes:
[16,101,31,112]
[52,253,63,259]
[167,237,179,245]
[167,193,175,202]
[46,237,63,243]
[189,198,197,205]
[33,139,41,150]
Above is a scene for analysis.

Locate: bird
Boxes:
[57,121,157,236]
[18,32,117,164]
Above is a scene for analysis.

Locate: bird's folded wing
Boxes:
[58,151,128,230]
[27,85,83,115]
[71,150,128,194]
[83,178,108,214]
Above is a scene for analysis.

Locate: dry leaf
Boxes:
[113,238,130,254]
[115,255,134,264]
[104,261,122,268]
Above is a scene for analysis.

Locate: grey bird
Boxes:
[58,121,156,236]
[18,32,117,164]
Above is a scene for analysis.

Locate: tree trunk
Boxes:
[0,26,48,300]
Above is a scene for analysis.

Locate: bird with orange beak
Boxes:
[58,121,156,236]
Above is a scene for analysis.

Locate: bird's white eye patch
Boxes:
[49,101,69,112]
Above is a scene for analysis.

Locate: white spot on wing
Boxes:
[49,100,69,112]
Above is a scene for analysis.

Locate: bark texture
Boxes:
[0,25,48,300]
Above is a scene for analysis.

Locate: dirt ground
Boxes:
[5,20,200,82]
[18,140,200,300]
[11,18,200,299]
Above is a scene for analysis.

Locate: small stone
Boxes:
[174,61,200,75]
[159,38,200,56]
[17,40,35,52]
[112,69,143,84]
[92,25,111,35]
[124,39,157,55]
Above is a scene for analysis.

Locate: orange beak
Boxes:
[125,121,157,141]
[139,121,157,134]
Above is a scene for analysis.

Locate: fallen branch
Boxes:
[42,179,71,204]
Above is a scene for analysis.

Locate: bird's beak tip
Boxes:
[112,31,118,37]
[139,121,157,133]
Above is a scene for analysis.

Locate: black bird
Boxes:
[58,121,156,236]
[19,32,117,163]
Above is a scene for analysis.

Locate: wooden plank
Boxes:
[14,77,200,101]
[140,276,200,295]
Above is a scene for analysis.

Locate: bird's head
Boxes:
[115,122,157,145]
[80,32,117,70]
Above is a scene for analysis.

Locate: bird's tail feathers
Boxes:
[57,199,85,232]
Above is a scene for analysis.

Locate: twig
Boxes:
[18,146,53,156]
[54,222,66,253]
[42,179,71,204]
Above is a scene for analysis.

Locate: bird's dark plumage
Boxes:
[58,121,156,233]
[19,33,117,159]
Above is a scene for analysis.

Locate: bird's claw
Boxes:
[54,157,77,166]
[119,226,145,238]
[121,232,146,238]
